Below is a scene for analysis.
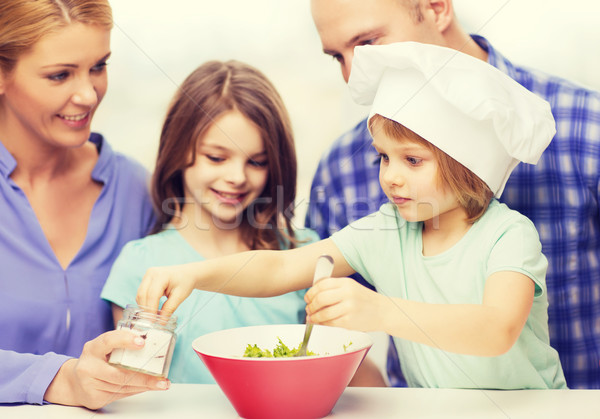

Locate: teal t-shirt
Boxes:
[331,200,566,389]
[101,227,319,383]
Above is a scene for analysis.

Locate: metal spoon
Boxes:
[294,255,334,357]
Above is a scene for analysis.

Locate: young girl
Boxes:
[136,43,567,389]
[101,60,319,383]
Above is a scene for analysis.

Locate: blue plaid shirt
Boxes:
[305,36,600,389]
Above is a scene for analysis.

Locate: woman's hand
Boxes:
[305,277,386,332]
[44,329,170,410]
[136,264,200,316]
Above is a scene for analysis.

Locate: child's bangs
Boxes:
[369,114,432,149]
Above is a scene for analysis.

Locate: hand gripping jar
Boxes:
[109,305,177,378]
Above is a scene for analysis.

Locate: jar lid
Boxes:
[123,304,177,328]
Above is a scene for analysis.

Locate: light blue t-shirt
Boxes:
[101,227,318,383]
[331,200,566,389]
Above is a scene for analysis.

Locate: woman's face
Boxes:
[0,22,111,149]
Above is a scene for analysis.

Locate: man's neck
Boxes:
[443,22,489,62]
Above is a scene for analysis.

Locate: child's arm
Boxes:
[136,238,354,315]
[306,270,535,357]
[111,304,124,327]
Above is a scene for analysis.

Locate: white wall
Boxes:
[94,0,600,224]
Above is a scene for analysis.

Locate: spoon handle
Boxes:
[296,255,334,357]
[312,254,334,285]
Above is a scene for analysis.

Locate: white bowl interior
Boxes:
[192,324,372,359]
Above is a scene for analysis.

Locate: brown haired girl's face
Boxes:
[181,109,269,228]
[0,22,110,149]
[372,130,463,226]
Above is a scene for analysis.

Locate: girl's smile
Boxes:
[210,188,249,205]
[390,195,411,205]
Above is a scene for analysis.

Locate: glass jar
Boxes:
[108,304,177,378]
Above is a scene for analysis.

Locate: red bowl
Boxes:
[192,324,372,419]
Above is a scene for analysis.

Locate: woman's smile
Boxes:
[57,111,91,128]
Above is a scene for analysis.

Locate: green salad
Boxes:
[243,338,354,358]
[243,338,317,358]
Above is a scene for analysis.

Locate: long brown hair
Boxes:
[369,114,494,223]
[151,60,299,250]
[0,0,112,76]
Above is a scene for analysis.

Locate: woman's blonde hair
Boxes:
[369,114,494,223]
[0,0,112,75]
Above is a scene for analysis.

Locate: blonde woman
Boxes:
[0,0,167,408]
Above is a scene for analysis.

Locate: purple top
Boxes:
[0,133,154,404]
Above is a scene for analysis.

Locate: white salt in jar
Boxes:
[109,305,177,378]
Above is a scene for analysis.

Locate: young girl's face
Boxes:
[182,109,269,227]
[0,22,110,149]
[372,130,460,224]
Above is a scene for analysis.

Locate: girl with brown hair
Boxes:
[101,60,318,383]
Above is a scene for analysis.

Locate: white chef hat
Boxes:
[348,42,555,197]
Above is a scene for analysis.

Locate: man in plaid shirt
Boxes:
[306,0,600,389]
